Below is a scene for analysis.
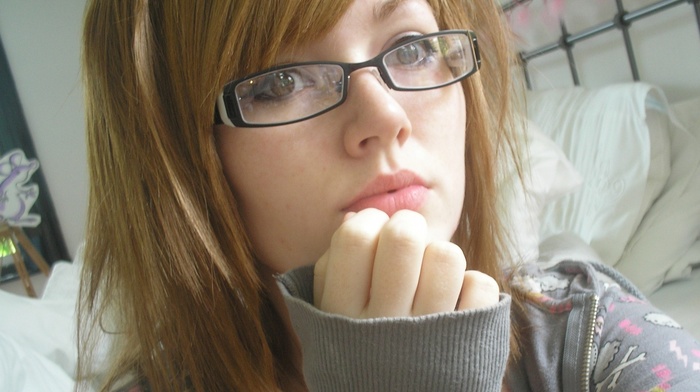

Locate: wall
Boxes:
[0,0,87,259]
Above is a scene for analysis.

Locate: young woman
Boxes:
[78,0,700,391]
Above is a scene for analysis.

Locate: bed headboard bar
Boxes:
[502,0,700,89]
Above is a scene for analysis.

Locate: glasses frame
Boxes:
[215,29,480,128]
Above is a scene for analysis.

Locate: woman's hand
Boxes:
[313,208,500,318]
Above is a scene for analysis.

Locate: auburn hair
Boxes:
[77,0,522,391]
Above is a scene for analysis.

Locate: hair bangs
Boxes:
[223,0,354,82]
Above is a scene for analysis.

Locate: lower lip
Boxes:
[344,185,429,216]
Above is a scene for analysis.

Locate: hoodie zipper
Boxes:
[580,293,599,392]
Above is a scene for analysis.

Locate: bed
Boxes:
[502,0,700,338]
[1,0,699,390]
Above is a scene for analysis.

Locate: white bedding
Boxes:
[646,95,700,340]
[521,85,700,338]
[525,84,700,294]
[0,261,79,391]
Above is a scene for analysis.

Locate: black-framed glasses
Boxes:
[215,30,480,128]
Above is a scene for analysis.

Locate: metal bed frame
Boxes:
[502,0,700,89]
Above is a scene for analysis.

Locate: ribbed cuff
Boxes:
[278,266,511,392]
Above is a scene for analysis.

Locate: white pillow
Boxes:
[0,331,76,392]
[537,232,604,269]
[667,95,700,276]
[615,95,700,293]
[0,260,80,378]
[526,83,672,273]
[501,119,582,265]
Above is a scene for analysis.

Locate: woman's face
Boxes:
[215,0,467,272]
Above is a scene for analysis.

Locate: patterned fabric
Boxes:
[591,289,699,390]
[508,261,700,391]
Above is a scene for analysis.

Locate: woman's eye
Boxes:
[390,40,435,67]
[254,70,308,101]
[396,43,423,64]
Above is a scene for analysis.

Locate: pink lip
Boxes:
[343,170,428,216]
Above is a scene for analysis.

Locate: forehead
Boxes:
[339,0,435,32]
[230,0,441,78]
[279,0,437,60]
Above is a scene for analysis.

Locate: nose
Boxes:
[341,68,412,157]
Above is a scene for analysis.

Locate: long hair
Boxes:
[77,0,522,391]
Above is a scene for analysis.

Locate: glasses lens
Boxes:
[234,64,344,125]
[383,32,475,89]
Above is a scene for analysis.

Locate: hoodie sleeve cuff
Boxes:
[277,266,511,392]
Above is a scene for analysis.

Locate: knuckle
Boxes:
[426,242,467,270]
[458,271,500,310]
[332,222,375,247]
[381,211,427,245]
[331,209,387,248]
[381,225,417,248]
[463,271,500,294]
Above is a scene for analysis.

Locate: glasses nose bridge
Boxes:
[345,54,392,89]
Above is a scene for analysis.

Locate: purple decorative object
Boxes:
[0,149,41,227]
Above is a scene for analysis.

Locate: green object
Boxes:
[0,236,16,258]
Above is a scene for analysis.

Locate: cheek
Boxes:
[439,89,467,231]
[215,127,280,206]
[214,126,335,271]
[403,85,467,239]
[411,85,467,173]
[406,83,466,140]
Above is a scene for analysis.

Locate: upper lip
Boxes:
[343,170,426,210]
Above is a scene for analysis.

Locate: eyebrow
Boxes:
[374,0,406,21]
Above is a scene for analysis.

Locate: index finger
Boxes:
[316,208,389,317]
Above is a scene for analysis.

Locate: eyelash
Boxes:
[390,33,424,49]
